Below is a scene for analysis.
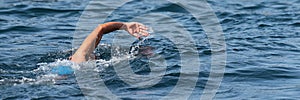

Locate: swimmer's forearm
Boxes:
[100,22,124,34]
[75,22,124,55]
[71,22,124,63]
[95,22,124,47]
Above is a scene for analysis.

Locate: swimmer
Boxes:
[70,22,150,63]
[51,22,151,76]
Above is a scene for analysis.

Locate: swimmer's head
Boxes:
[137,46,154,57]
[130,37,156,57]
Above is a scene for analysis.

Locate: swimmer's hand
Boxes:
[121,22,150,39]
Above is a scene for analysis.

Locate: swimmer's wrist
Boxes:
[120,22,127,30]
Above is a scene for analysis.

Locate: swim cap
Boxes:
[51,66,74,75]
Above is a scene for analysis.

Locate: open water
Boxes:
[0,0,299,99]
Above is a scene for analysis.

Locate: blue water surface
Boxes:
[0,0,300,99]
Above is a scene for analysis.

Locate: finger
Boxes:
[138,27,149,33]
[140,30,150,36]
[138,28,144,33]
[136,23,147,29]
[132,32,140,38]
[139,25,148,30]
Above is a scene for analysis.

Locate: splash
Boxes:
[34,59,77,84]
[2,26,156,85]
[129,26,154,56]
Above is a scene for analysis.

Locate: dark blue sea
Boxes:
[0,0,300,99]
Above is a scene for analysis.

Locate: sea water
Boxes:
[1,0,300,99]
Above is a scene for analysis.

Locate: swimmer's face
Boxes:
[138,46,154,57]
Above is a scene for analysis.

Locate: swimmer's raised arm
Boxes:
[70,22,149,63]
